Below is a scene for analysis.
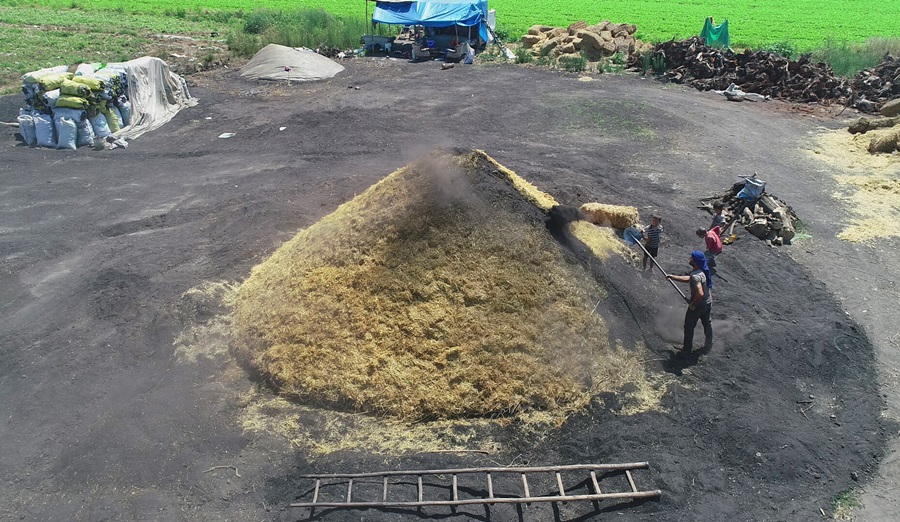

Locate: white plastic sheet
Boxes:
[239,44,344,82]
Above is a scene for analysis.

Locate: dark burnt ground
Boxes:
[0,58,889,521]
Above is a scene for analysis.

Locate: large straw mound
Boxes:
[580,202,640,229]
[233,150,632,420]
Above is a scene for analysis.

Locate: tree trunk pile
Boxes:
[628,37,900,113]
[849,55,900,114]
[701,180,799,246]
[628,37,851,105]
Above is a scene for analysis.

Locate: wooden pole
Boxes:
[630,238,688,301]
[291,490,663,508]
[301,462,651,479]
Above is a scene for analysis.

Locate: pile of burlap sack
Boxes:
[17,63,132,150]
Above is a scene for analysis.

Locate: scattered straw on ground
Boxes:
[173,279,668,456]
[833,175,900,242]
[233,149,651,421]
[236,341,671,456]
[173,281,239,363]
[809,129,900,243]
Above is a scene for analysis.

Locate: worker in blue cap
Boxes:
[666,251,713,355]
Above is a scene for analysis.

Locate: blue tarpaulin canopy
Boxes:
[371,0,489,42]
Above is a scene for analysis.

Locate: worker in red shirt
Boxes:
[696,226,723,274]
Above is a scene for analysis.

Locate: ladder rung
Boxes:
[347,478,353,503]
[312,479,320,504]
[625,470,638,493]
[556,471,566,497]
[521,473,530,499]
[486,473,494,500]
[417,475,423,503]
[382,476,388,502]
[590,471,602,495]
[452,474,458,501]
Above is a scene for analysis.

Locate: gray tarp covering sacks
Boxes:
[108,56,197,140]
[18,56,195,148]
[240,44,345,82]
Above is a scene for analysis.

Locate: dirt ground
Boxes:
[1,58,898,521]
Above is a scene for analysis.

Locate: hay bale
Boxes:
[614,36,634,54]
[577,30,604,50]
[548,27,568,39]
[587,21,611,33]
[539,38,561,55]
[528,24,553,35]
[848,116,899,134]
[568,20,588,35]
[579,202,640,229]
[881,99,900,117]
[868,129,900,153]
[521,34,545,47]
[558,43,577,55]
[233,150,625,421]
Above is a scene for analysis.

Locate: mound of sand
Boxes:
[232,150,639,420]
[239,44,344,82]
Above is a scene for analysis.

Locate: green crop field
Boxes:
[0,0,898,91]
[14,0,900,50]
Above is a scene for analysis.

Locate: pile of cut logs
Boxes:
[849,55,900,113]
[701,180,798,246]
[520,20,653,63]
[628,37,851,104]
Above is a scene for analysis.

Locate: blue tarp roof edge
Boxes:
[372,0,489,41]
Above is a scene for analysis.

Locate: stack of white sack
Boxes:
[16,57,194,149]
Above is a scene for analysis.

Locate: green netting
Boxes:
[700,17,730,49]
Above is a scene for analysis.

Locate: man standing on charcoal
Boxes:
[667,251,713,356]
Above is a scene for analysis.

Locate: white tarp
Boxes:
[240,44,344,82]
[107,56,197,140]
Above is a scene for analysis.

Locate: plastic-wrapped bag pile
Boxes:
[18,63,132,149]
[16,57,196,150]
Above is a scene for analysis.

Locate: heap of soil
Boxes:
[232,150,643,420]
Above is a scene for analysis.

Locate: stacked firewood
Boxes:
[701,180,798,247]
[849,55,900,113]
[628,37,851,104]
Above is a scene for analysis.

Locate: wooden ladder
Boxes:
[291,462,661,509]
